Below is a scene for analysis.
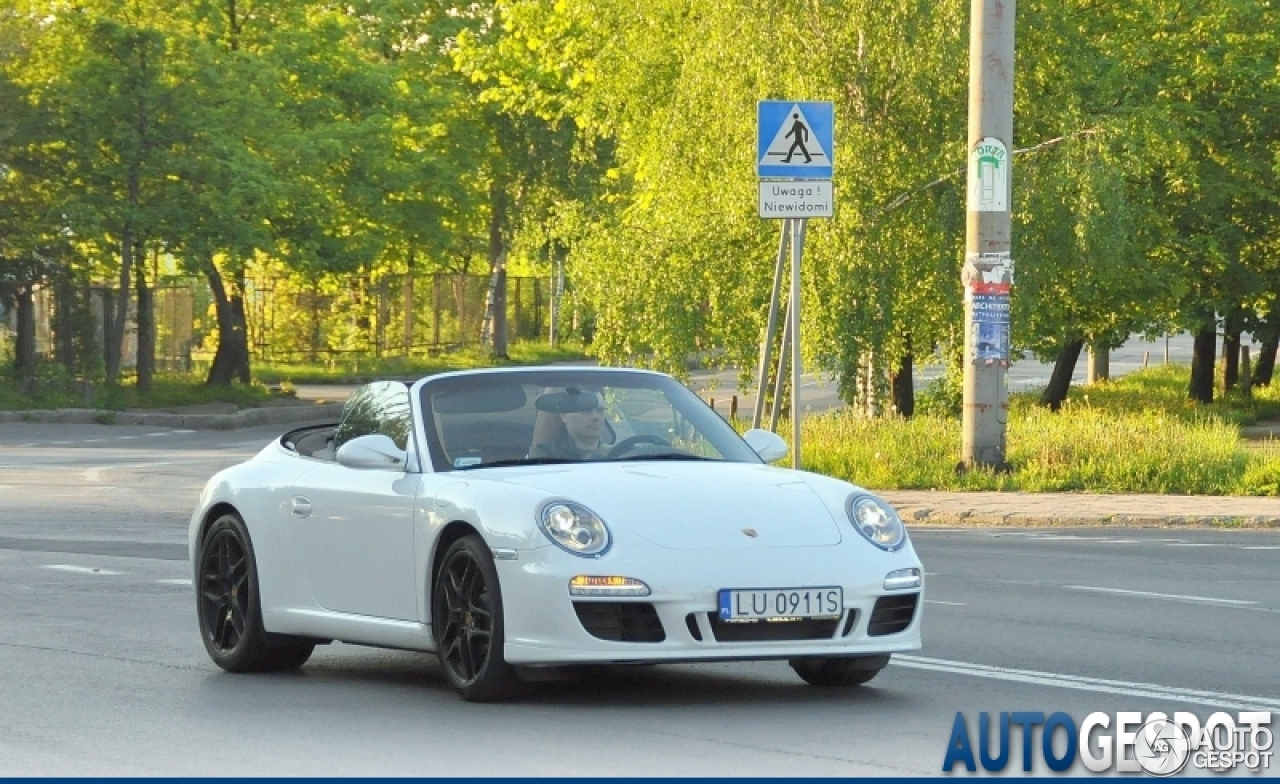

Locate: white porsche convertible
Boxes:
[190,367,923,701]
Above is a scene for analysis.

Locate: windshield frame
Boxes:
[416,368,763,473]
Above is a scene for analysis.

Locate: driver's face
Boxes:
[561,394,605,444]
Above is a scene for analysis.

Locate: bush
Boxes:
[915,366,963,418]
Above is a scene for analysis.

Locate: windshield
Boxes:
[419,370,761,471]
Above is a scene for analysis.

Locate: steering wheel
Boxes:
[607,434,671,459]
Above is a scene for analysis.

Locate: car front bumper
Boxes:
[497,543,924,666]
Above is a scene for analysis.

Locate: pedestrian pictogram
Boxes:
[757,101,833,179]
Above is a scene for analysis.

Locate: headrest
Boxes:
[535,386,602,414]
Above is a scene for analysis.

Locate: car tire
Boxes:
[789,655,890,687]
[432,535,520,702]
[196,512,314,672]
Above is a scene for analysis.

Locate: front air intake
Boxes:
[573,602,665,642]
[706,615,840,642]
[867,593,919,636]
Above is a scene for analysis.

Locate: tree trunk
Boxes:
[204,258,251,385]
[308,278,321,363]
[1251,308,1278,387]
[1255,332,1278,387]
[135,251,155,396]
[487,178,509,359]
[1222,314,1241,392]
[1086,344,1109,383]
[891,346,914,418]
[105,228,135,386]
[1189,322,1217,404]
[14,285,36,374]
[1040,338,1085,411]
[55,276,75,372]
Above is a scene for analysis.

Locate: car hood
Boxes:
[487,461,844,549]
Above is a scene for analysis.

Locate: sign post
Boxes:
[755,100,834,469]
[961,0,1015,469]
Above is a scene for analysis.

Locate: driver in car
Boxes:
[530,387,610,460]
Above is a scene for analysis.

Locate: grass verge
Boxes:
[777,366,1280,496]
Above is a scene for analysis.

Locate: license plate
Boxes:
[718,587,843,621]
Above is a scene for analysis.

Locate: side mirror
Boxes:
[742,428,789,463]
[336,434,408,470]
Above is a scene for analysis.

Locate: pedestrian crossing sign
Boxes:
[757,101,834,179]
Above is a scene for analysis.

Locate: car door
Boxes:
[289,382,422,621]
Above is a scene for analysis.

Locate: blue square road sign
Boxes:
[757,101,834,179]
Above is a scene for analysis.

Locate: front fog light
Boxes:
[569,575,651,596]
[847,495,907,550]
[538,501,611,556]
[884,568,921,591]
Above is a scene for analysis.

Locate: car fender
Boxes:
[189,441,322,621]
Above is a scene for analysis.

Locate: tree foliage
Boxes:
[0,0,1276,412]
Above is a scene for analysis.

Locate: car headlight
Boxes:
[538,501,611,557]
[846,495,907,551]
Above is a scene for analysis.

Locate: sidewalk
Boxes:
[880,490,1280,529]
[0,397,344,430]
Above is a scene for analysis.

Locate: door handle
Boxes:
[291,496,313,518]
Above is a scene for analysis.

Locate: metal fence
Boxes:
[1,273,556,371]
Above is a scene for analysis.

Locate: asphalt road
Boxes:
[0,423,1277,775]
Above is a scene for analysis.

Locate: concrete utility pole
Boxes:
[961,0,1016,469]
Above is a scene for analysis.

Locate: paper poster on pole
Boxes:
[963,252,1013,294]
[970,291,1010,364]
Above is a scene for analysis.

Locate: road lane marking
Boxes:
[924,600,967,606]
[83,458,221,484]
[42,565,125,576]
[1166,543,1224,547]
[156,578,192,586]
[893,655,1280,713]
[1026,535,1117,541]
[1064,585,1257,606]
[11,429,199,449]
[1241,546,1280,550]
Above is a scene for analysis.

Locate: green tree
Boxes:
[1115,0,1280,402]
[451,0,611,357]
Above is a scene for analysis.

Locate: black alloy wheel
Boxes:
[196,512,314,672]
[789,655,890,687]
[432,535,520,701]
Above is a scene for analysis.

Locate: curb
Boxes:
[897,509,1280,529]
[0,403,345,430]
